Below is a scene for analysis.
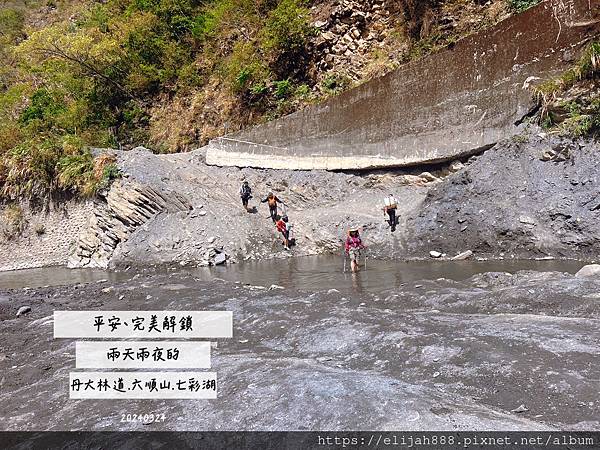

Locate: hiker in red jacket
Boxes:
[276,215,291,250]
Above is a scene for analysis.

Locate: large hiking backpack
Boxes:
[384,196,397,209]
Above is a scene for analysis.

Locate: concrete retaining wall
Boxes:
[206,0,600,171]
[0,201,94,272]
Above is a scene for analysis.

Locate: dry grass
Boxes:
[1,203,27,240]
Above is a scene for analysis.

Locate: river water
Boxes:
[0,256,588,292]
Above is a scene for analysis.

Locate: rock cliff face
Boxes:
[69,181,192,268]
[310,0,509,81]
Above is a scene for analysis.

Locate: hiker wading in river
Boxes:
[345,228,365,273]
[261,192,285,223]
[383,193,398,232]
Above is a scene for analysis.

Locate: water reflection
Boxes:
[0,256,588,293]
[0,266,131,290]
[196,256,588,294]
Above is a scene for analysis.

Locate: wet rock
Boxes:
[213,253,227,266]
[0,296,11,320]
[511,404,529,413]
[16,306,31,317]
[419,172,439,183]
[429,251,442,258]
[449,160,465,172]
[575,264,600,278]
[452,250,473,261]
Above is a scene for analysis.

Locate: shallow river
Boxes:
[0,256,588,292]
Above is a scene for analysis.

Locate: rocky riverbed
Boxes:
[1,261,600,431]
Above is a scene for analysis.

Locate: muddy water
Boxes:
[195,257,588,293]
[0,266,132,290]
[0,256,588,292]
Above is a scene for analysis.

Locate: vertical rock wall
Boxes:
[69,181,191,268]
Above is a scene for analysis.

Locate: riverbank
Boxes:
[0,145,439,272]
[1,130,598,272]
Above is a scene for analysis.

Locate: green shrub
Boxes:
[507,0,540,13]
[0,8,25,44]
[1,204,27,240]
[250,82,268,96]
[261,0,312,57]
[533,41,600,136]
[322,73,351,95]
[274,79,292,99]
[19,89,65,126]
[236,67,253,90]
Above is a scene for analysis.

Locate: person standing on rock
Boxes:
[240,181,252,211]
[261,192,285,223]
[383,193,398,232]
[345,228,365,273]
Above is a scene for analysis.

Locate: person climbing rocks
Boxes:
[261,192,285,223]
[276,215,291,250]
[345,228,365,273]
[240,181,252,211]
[383,193,398,232]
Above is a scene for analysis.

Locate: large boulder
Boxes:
[575,264,600,278]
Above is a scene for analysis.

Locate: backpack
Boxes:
[241,184,251,197]
[384,196,397,209]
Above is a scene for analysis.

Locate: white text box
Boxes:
[54,311,232,338]
[69,372,217,399]
[76,341,211,369]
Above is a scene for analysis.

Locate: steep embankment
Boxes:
[404,133,600,260]
[64,148,442,270]
[3,131,600,271]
